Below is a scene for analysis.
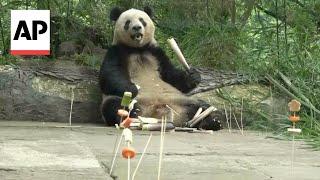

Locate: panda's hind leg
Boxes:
[198,114,222,131]
[183,99,222,131]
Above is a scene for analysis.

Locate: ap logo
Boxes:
[11,10,50,55]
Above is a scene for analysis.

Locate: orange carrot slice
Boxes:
[122,147,136,159]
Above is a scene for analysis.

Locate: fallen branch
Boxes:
[266,75,320,115]
[278,71,313,106]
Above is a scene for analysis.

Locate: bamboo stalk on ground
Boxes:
[189,106,217,127]
[192,108,203,120]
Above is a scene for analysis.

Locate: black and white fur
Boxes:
[99,7,221,130]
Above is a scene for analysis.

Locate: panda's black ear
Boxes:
[143,6,153,17]
[110,7,123,21]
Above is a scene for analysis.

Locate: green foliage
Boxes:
[0,54,18,65]
[181,24,240,69]
[73,53,101,70]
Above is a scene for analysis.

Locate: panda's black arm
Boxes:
[99,47,138,97]
[152,47,201,93]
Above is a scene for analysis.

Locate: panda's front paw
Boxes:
[127,84,139,97]
[129,102,141,118]
[188,67,201,88]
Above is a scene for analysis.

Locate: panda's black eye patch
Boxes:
[139,18,147,27]
[124,20,130,30]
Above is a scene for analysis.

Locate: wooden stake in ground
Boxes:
[223,103,231,133]
[229,104,232,130]
[69,86,75,126]
[122,128,136,180]
[132,133,153,180]
[233,113,243,135]
[287,99,302,176]
[240,98,244,134]
[109,131,124,175]
[158,116,167,180]
[55,87,79,128]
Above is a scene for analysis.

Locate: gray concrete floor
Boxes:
[0,121,319,180]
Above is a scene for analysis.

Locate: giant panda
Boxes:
[99,6,221,131]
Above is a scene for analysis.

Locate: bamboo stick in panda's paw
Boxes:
[167,38,190,70]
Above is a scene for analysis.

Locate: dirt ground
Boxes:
[0,121,319,180]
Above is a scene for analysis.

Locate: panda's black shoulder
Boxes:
[146,45,171,64]
[103,45,127,64]
[103,45,117,60]
[105,45,121,57]
[148,45,166,56]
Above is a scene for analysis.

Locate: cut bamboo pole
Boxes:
[193,108,203,119]
[167,38,190,70]
[109,131,124,175]
[189,106,217,127]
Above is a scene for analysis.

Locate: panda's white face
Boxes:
[113,9,156,47]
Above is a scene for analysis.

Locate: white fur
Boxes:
[112,9,157,47]
[126,53,193,125]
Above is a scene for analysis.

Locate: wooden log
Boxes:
[0,60,101,123]
[0,60,248,124]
